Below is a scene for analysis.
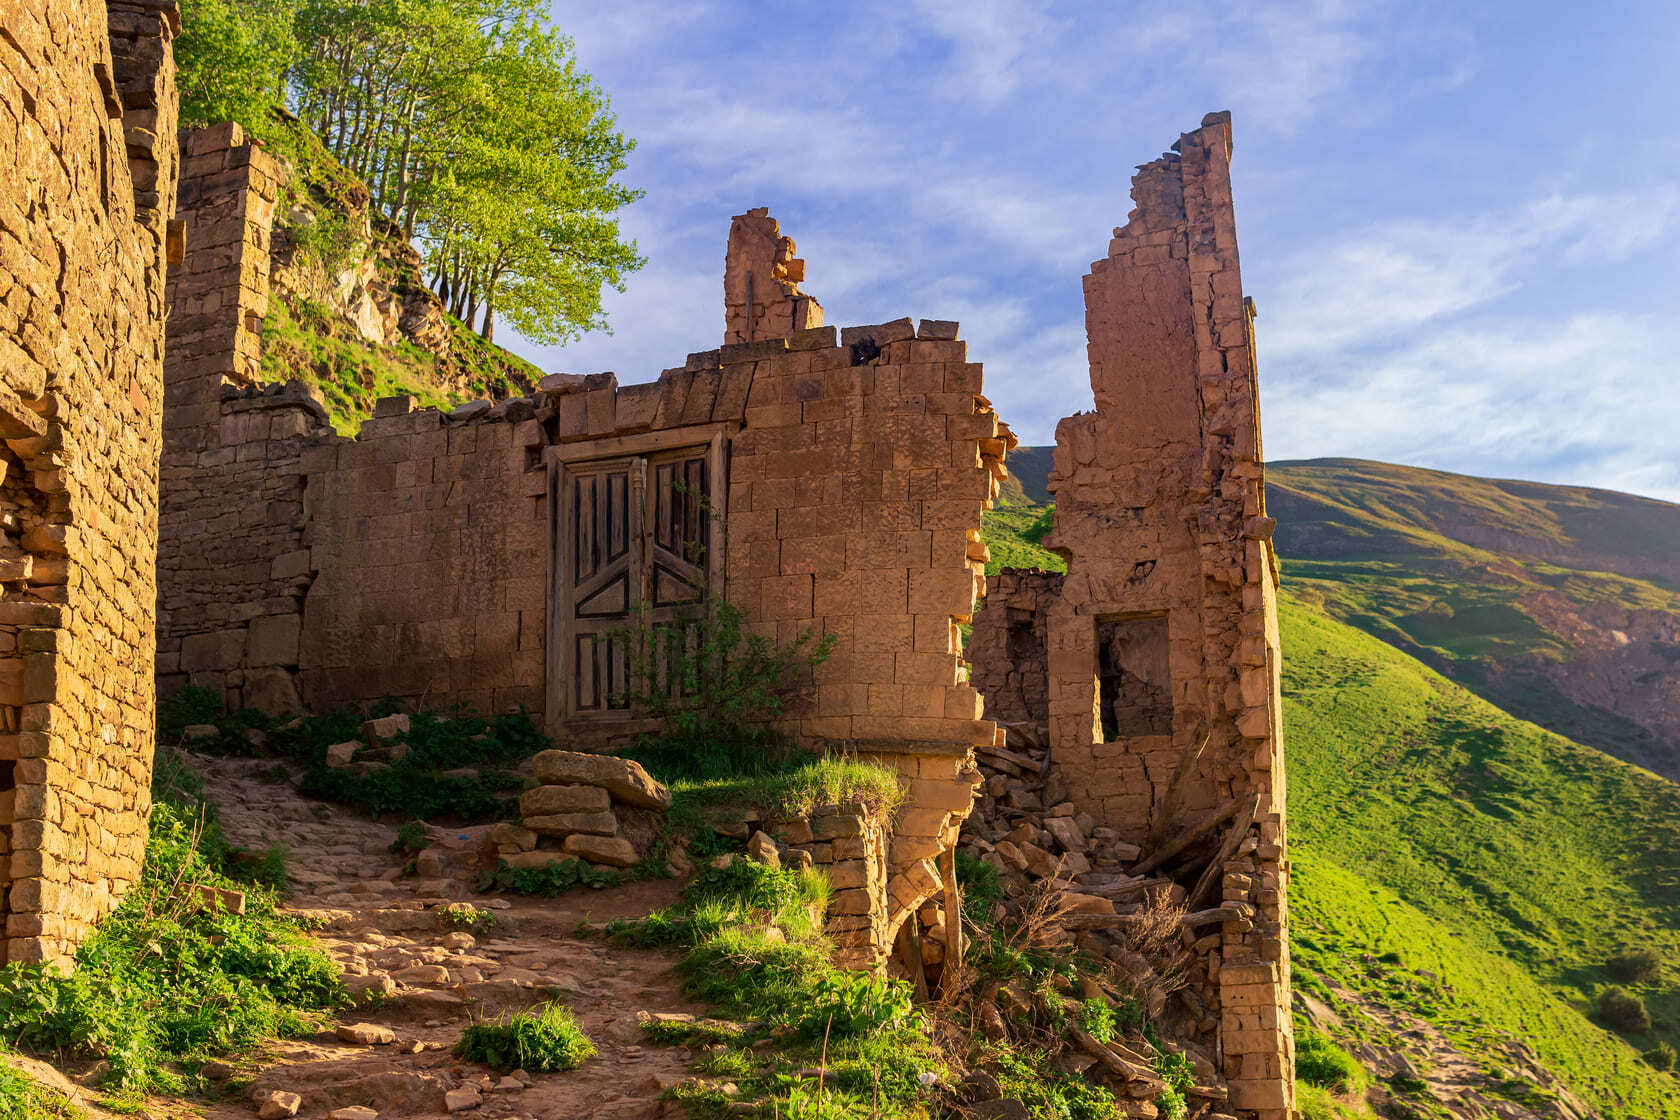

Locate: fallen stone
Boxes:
[562,833,639,868]
[488,822,538,851]
[395,964,450,984]
[531,750,671,810]
[336,1022,397,1045]
[328,1109,381,1120]
[525,810,618,837]
[444,1086,482,1112]
[520,783,611,817]
[325,741,358,768]
[194,883,246,914]
[258,1091,303,1119]
[1043,816,1087,852]
[361,713,410,746]
[442,931,476,951]
[746,830,780,869]
[201,1060,236,1080]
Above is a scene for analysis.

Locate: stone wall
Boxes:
[969,114,1292,1117]
[0,0,180,966]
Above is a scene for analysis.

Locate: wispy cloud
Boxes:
[519,1,1679,502]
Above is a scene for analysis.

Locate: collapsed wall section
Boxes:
[1036,112,1292,1117]
[0,0,180,966]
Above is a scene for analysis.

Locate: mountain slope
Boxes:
[1282,595,1680,1117]
[1268,459,1680,780]
[977,502,1680,1117]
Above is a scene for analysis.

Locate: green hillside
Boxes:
[1268,458,1680,778]
[1283,595,1680,1118]
[978,502,1680,1116]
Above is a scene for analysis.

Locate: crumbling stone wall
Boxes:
[724,208,822,344]
[155,125,309,712]
[0,0,180,966]
[968,570,1063,733]
[970,113,1291,1117]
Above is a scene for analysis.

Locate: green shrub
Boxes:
[0,773,342,1102]
[1154,1051,1195,1120]
[616,595,835,778]
[795,970,916,1041]
[455,1003,595,1073]
[1607,948,1663,984]
[1078,997,1118,1044]
[1596,986,1651,1033]
[159,683,223,742]
[985,1044,1117,1120]
[1296,1028,1368,1094]
[478,857,620,896]
[1645,1041,1677,1071]
[390,821,429,856]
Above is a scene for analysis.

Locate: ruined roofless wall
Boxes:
[0,0,180,967]
[1037,112,1292,1117]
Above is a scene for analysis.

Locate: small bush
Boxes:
[986,1044,1117,1120]
[1296,1028,1368,1094]
[1154,1051,1195,1120]
[390,821,429,856]
[1607,948,1663,984]
[1078,997,1118,1044]
[1597,986,1652,1033]
[956,847,1003,926]
[478,857,620,896]
[1645,1041,1677,1071]
[796,970,916,1041]
[455,1003,595,1073]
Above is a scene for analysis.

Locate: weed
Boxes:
[477,857,620,896]
[1646,1041,1677,1071]
[441,905,497,935]
[1607,948,1663,984]
[1296,1029,1368,1094]
[390,821,429,856]
[1077,997,1118,1045]
[0,1060,77,1119]
[455,1002,595,1073]
[984,1043,1116,1120]
[1153,1050,1194,1120]
[1596,986,1651,1033]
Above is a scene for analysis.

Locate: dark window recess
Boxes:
[1096,615,1173,740]
[0,759,15,792]
[1005,609,1037,663]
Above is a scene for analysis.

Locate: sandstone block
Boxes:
[258,1092,303,1119]
[562,833,639,868]
[530,751,670,810]
[525,811,618,837]
[336,1022,397,1045]
[519,784,610,817]
[361,714,410,746]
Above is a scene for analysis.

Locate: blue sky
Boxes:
[510,1,1680,502]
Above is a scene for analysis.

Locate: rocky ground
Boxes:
[177,753,705,1120]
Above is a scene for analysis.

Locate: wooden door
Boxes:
[561,456,640,715]
[552,439,721,722]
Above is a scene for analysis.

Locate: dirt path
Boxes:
[187,754,706,1120]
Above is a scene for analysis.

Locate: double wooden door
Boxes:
[551,439,722,720]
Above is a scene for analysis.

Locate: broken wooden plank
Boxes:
[1144,722,1210,849]
[1131,796,1243,877]
[1188,791,1262,908]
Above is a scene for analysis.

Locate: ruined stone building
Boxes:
[0,0,181,967]
[0,20,1291,1100]
[969,113,1292,1117]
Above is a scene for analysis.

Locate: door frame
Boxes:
[544,423,732,736]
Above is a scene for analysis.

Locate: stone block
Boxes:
[531,750,671,810]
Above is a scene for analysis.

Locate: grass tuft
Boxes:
[455,1003,595,1073]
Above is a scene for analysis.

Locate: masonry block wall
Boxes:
[1039,113,1292,1117]
[155,125,307,712]
[0,0,180,966]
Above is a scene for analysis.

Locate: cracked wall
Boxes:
[970,113,1292,1117]
[0,0,180,966]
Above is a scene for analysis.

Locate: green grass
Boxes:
[612,860,945,1120]
[0,762,343,1105]
[0,1059,79,1119]
[981,505,1064,575]
[249,112,541,437]
[456,1003,596,1073]
[1267,457,1680,772]
[1282,595,1680,1117]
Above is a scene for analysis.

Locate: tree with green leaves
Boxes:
[172,0,642,344]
